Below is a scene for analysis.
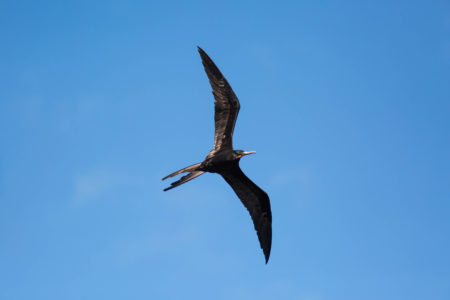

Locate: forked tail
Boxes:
[162,163,204,191]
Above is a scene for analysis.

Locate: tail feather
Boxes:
[162,162,204,191]
[162,163,202,180]
[163,170,205,191]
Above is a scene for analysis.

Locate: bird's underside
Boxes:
[162,47,272,263]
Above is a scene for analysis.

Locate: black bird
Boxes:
[162,47,272,263]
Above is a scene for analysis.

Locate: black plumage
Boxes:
[162,47,272,263]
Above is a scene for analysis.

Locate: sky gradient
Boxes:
[1,1,450,299]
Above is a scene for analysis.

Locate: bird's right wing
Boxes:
[220,163,272,263]
[198,47,240,154]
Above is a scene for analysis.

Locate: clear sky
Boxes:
[1,1,449,299]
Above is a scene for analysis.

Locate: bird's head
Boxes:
[233,150,256,160]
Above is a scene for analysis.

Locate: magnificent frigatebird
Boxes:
[162,47,272,263]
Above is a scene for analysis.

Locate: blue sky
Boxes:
[1,1,450,299]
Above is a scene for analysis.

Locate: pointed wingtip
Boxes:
[262,233,271,264]
[197,46,208,59]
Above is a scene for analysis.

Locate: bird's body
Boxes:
[201,150,239,172]
[163,47,272,263]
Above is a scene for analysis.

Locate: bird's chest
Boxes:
[201,153,235,173]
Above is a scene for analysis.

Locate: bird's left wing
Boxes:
[198,47,240,154]
[220,163,272,263]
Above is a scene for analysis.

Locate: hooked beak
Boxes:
[237,151,256,159]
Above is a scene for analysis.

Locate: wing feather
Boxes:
[198,47,240,153]
[220,163,272,263]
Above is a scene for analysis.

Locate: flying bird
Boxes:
[162,47,272,263]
